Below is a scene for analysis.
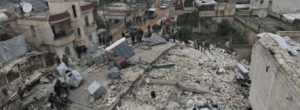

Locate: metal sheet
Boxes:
[87,80,107,98]
[146,37,167,46]
[114,42,135,59]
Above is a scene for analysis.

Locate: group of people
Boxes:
[193,38,211,53]
[51,79,69,109]
[55,55,69,66]
[128,28,145,46]
[98,35,113,46]
[132,16,146,25]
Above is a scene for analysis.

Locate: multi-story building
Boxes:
[169,0,236,33]
[10,0,97,59]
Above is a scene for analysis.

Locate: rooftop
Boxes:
[249,16,294,32]
[257,33,300,93]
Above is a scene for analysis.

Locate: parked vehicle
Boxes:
[160,4,169,9]
[148,8,158,18]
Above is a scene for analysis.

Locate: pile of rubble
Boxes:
[118,47,251,110]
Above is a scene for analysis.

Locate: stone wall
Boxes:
[277,31,300,38]
[230,45,252,60]
[249,35,300,110]
[110,20,125,35]
[268,11,294,24]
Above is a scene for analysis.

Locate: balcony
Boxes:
[70,18,84,28]
[199,11,216,17]
[81,3,94,13]
[84,22,97,33]
[53,30,75,47]
[49,12,70,24]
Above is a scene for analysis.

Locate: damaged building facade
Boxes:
[169,0,236,33]
[8,0,97,59]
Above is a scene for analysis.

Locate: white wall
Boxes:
[271,0,300,13]
[250,0,270,9]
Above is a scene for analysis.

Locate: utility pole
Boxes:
[101,0,111,36]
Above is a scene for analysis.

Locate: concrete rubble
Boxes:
[116,46,251,110]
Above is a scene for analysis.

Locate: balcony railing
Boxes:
[53,30,75,47]
[54,30,74,40]
[85,22,97,33]
[85,21,96,27]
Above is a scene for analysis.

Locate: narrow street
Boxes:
[112,7,169,42]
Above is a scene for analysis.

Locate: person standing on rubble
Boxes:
[82,45,87,58]
[54,79,62,97]
[110,35,113,43]
[54,94,61,110]
[55,55,61,65]
[137,33,142,46]
[48,93,54,109]
[62,55,68,67]
[25,78,31,91]
[130,30,135,46]
[194,38,198,50]
[76,45,81,59]
[204,41,211,53]
[201,39,206,52]
[17,87,24,100]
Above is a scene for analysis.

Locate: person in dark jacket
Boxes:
[62,55,68,66]
[48,93,54,109]
[54,79,61,97]
[204,41,211,53]
[55,55,61,65]
[17,87,24,100]
[143,18,146,24]
[110,35,113,43]
[76,45,81,58]
[130,30,135,46]
[173,33,176,43]
[82,45,87,54]
[122,31,125,38]
[99,36,102,46]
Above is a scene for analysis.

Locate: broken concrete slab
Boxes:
[128,75,140,82]
[40,77,49,83]
[205,50,216,62]
[178,83,210,93]
[149,79,178,85]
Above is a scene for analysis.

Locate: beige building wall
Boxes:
[250,39,300,110]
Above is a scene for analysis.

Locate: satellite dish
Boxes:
[258,10,268,18]
[23,3,32,13]
[6,2,16,13]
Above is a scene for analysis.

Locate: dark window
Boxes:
[65,46,70,55]
[51,25,56,35]
[200,5,215,11]
[184,0,193,7]
[85,16,89,26]
[77,28,81,36]
[72,5,77,18]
